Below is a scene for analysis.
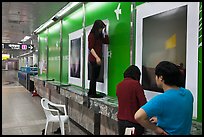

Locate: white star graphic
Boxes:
[114,3,121,21]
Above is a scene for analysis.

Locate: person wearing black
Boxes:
[88,20,109,98]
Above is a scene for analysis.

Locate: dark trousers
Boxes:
[88,62,101,96]
[118,119,145,135]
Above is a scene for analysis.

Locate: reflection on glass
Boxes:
[70,38,81,78]
[142,5,187,92]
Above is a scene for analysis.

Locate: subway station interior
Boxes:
[2,2,202,135]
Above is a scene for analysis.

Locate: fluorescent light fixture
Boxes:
[19,52,33,57]
[3,40,10,43]
[34,19,54,34]
[33,2,81,34]
[57,2,81,17]
[21,36,31,42]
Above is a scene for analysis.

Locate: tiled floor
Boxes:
[2,70,88,135]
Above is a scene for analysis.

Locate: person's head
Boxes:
[90,20,106,39]
[155,61,182,88]
[124,65,141,81]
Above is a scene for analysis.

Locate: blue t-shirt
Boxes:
[141,87,193,135]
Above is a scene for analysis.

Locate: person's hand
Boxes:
[149,116,157,124]
[154,126,168,135]
[96,57,101,65]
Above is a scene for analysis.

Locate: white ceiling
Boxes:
[2,2,68,58]
[2,2,68,44]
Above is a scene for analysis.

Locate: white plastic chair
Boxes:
[41,98,70,135]
[124,127,135,135]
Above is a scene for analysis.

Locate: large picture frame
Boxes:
[135,2,199,118]
[68,29,83,87]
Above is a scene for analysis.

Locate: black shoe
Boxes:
[88,94,104,98]
[42,129,45,135]
[54,127,61,134]
[88,94,96,98]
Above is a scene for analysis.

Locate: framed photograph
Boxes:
[85,19,109,95]
[68,29,83,87]
[135,2,199,118]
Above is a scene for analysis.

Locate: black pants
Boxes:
[88,62,101,96]
[118,119,145,135]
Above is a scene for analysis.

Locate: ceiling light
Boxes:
[33,2,81,34]
[21,36,31,42]
[57,2,81,17]
[34,19,54,34]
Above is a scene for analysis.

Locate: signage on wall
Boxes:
[2,43,34,50]
[21,44,27,50]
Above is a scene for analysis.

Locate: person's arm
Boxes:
[90,48,101,65]
[134,108,168,135]
[88,33,101,65]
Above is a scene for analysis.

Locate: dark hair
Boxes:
[90,20,106,39]
[155,61,182,87]
[124,65,141,81]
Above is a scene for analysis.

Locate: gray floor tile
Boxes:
[21,126,43,135]
[2,127,23,135]
[2,70,88,135]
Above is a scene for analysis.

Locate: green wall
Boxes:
[38,30,48,79]
[47,22,61,81]
[61,7,83,84]
[60,2,132,94]
[197,2,202,122]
